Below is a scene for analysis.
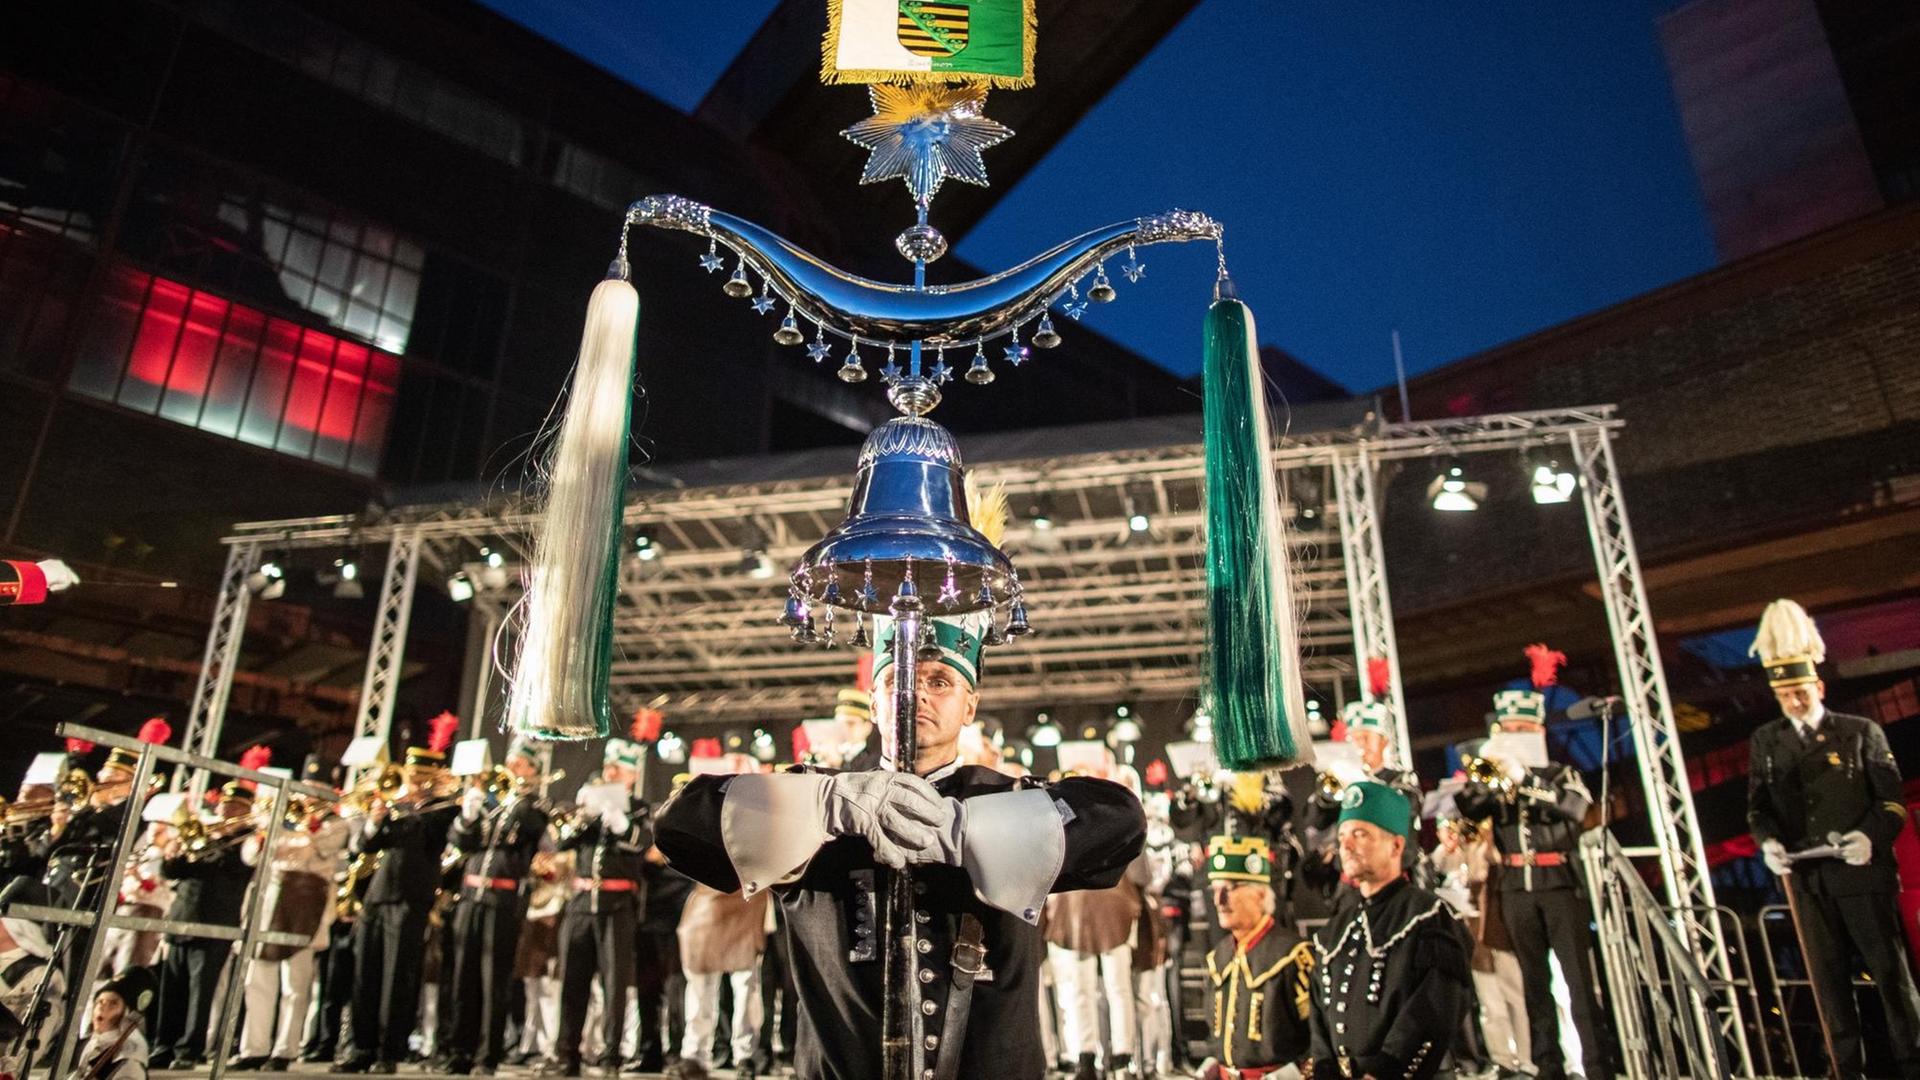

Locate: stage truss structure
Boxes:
[180,403,1748,1073]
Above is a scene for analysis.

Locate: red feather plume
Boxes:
[690,737,723,759]
[1144,759,1169,788]
[1526,643,1567,689]
[630,708,664,744]
[137,717,172,745]
[1366,656,1392,698]
[66,737,95,755]
[239,745,272,771]
[790,723,810,760]
[427,711,460,754]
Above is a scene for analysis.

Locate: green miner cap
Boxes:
[1342,700,1391,735]
[1205,834,1274,884]
[872,616,984,688]
[1492,689,1546,726]
[1337,780,1412,839]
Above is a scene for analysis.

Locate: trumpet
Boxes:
[169,805,256,860]
[337,763,405,817]
[1316,771,1345,801]
[1441,816,1483,844]
[1463,755,1514,796]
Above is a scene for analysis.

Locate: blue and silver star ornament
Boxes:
[842,85,1014,206]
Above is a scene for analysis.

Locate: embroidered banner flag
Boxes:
[824,0,1035,88]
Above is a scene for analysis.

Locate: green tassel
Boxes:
[1202,294,1310,771]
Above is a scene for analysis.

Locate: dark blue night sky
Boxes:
[479,1,1716,391]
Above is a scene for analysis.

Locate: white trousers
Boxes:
[1048,942,1137,1059]
[1473,947,1531,1071]
[240,948,316,1060]
[518,974,557,1057]
[1135,963,1173,1072]
[679,968,762,1068]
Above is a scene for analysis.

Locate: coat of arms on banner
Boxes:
[824,0,1036,88]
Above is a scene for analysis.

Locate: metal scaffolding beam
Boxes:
[350,530,422,775]
[176,538,260,793]
[1571,424,1750,1072]
[1333,444,1411,768]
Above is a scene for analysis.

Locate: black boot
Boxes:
[1074,1052,1099,1080]
[1107,1052,1133,1078]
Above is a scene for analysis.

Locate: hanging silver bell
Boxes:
[791,415,1015,618]
[965,351,995,385]
[1088,275,1117,303]
[1006,599,1032,636]
[724,262,754,298]
[838,354,868,383]
[773,311,805,346]
[780,594,807,628]
[1031,314,1062,349]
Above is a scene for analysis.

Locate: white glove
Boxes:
[1762,839,1790,876]
[1500,757,1527,783]
[821,771,947,869]
[37,559,78,592]
[1838,830,1872,867]
[604,808,631,836]
[460,787,486,821]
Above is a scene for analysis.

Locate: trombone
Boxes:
[1463,755,1515,798]
[336,763,405,818]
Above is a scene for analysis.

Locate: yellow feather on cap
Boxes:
[966,478,1009,549]
[1228,771,1268,814]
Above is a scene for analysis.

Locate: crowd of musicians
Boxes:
[0,598,1916,1079]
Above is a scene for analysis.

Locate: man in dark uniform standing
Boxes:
[149,778,256,1070]
[1198,834,1313,1079]
[444,739,550,1075]
[335,723,462,1074]
[539,739,653,1078]
[1456,688,1610,1080]
[1309,781,1470,1080]
[654,616,1147,1080]
[1748,598,1920,1078]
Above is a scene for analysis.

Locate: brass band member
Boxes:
[1455,677,1610,1080]
[1748,598,1920,1077]
[335,715,462,1074]
[148,776,256,1070]
[445,740,550,1075]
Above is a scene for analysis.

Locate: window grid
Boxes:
[69,264,398,477]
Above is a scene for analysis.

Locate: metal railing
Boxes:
[1582,831,1737,1078]
[0,722,338,1079]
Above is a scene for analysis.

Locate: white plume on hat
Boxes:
[1750,598,1826,665]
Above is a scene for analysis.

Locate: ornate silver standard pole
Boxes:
[883,595,923,1080]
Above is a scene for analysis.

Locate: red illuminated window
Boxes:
[68,265,397,476]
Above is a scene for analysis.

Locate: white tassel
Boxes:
[505,276,640,740]
[1750,598,1825,664]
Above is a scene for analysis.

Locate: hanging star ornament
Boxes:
[842,85,1014,206]
[751,295,777,315]
[806,339,833,363]
[698,251,724,272]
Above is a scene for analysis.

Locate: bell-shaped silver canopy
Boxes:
[794,416,1013,617]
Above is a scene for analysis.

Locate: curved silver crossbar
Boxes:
[625,195,1221,348]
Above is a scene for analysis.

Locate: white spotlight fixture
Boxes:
[485,549,505,569]
[745,550,776,580]
[1030,712,1063,748]
[1188,707,1214,744]
[1110,707,1142,745]
[1526,448,1578,505]
[447,571,475,603]
[332,557,364,600]
[656,731,687,764]
[635,534,660,561]
[1427,457,1485,512]
[247,559,286,600]
[750,729,777,763]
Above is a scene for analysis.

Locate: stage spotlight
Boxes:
[635,534,660,561]
[332,557,364,600]
[484,548,505,569]
[1427,457,1484,512]
[246,560,286,600]
[750,729,777,763]
[1110,706,1142,745]
[1127,504,1151,533]
[1526,448,1577,504]
[479,563,510,591]
[1026,497,1055,532]
[447,571,475,603]
[1188,707,1214,744]
[1030,712,1063,748]
[744,550,776,579]
[656,731,687,764]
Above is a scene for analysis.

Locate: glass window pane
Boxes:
[67,265,147,401]
[199,304,264,438]
[312,340,367,468]
[349,349,400,476]
[317,241,354,292]
[159,290,227,425]
[239,317,298,448]
[349,258,388,307]
[276,328,333,457]
[119,277,192,414]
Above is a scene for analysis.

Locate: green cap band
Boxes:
[1205,834,1274,884]
[1336,780,1412,839]
[1492,689,1546,725]
[872,616,985,687]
